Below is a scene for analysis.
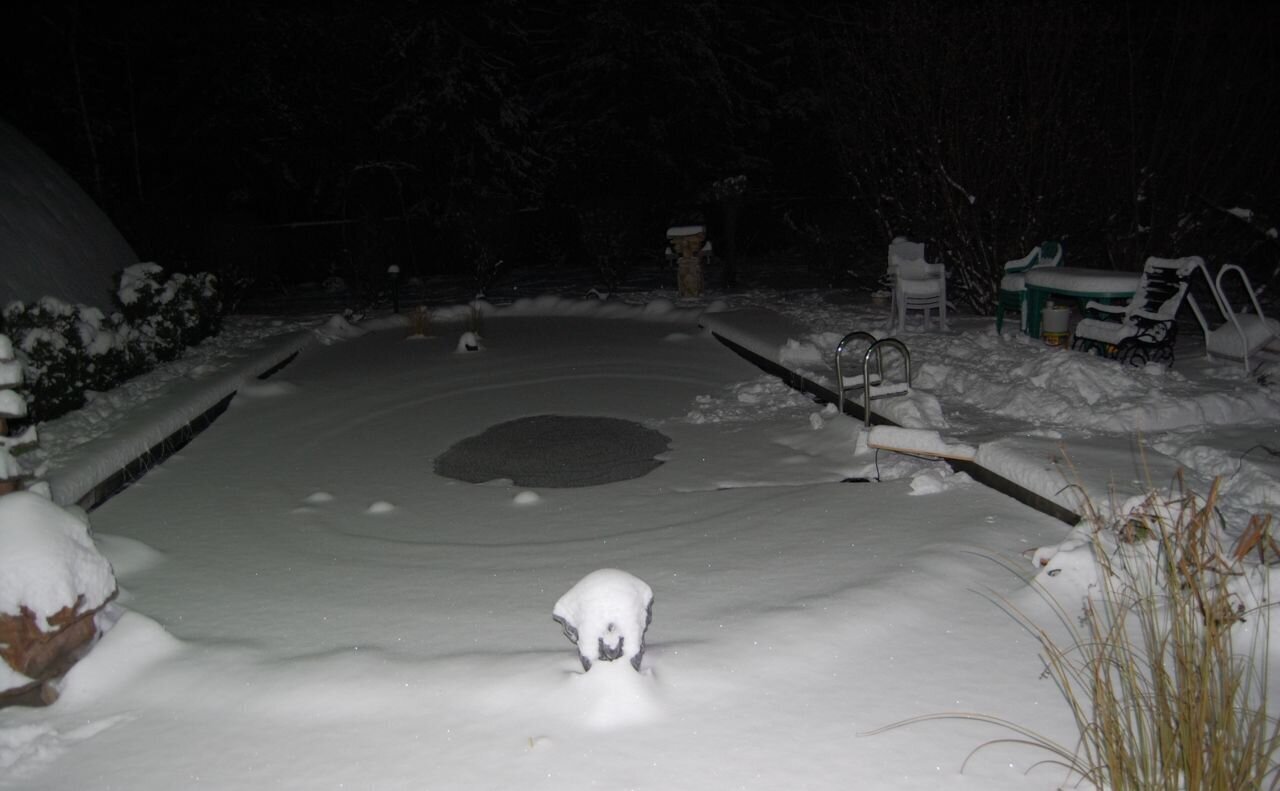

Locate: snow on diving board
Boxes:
[867,426,976,461]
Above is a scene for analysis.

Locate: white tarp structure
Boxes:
[0,119,137,310]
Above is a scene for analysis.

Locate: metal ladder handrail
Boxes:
[1188,260,1277,372]
[832,331,912,426]
[861,338,911,428]
[1215,264,1276,372]
[835,331,883,414]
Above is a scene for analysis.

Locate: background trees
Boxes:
[3,1,1275,308]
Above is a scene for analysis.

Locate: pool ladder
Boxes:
[834,331,912,428]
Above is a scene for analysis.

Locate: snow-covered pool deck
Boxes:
[699,306,1278,527]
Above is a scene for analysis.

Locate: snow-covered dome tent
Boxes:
[0,119,137,311]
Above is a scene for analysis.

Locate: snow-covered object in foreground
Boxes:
[553,569,653,672]
[0,492,116,630]
[0,491,117,697]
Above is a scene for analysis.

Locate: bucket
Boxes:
[1042,304,1070,347]
[1042,304,1070,334]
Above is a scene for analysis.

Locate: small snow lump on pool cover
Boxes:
[434,415,671,488]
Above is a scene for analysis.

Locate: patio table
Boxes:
[1024,267,1141,338]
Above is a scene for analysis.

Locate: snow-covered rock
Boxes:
[552,569,653,672]
[0,491,117,700]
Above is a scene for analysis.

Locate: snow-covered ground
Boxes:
[2,287,1279,790]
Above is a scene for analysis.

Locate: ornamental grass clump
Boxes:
[1037,478,1280,790]
[867,475,1280,790]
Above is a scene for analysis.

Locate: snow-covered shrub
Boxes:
[0,263,221,423]
[1,298,91,420]
[114,264,222,363]
[553,569,654,672]
[75,306,148,392]
[0,490,117,706]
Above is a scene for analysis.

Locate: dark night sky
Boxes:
[3,1,1277,300]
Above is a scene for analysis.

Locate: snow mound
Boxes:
[778,337,828,369]
[562,659,662,730]
[455,331,483,353]
[235,381,298,399]
[313,315,368,345]
[909,468,974,495]
[55,609,183,706]
[93,533,164,577]
[0,492,116,631]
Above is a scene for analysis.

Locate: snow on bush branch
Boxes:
[0,263,222,422]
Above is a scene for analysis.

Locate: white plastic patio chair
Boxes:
[887,238,946,331]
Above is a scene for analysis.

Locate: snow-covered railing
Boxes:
[1189,261,1280,373]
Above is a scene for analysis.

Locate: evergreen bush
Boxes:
[0,263,221,423]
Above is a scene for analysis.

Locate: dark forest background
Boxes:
[4,1,1278,311]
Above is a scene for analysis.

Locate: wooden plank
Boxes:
[866,442,976,462]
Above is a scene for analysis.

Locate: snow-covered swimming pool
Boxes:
[0,310,1181,790]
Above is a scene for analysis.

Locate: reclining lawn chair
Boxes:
[1070,256,1200,366]
[995,241,1063,334]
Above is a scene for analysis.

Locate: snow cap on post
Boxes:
[0,334,24,412]
[0,334,35,495]
[553,569,653,672]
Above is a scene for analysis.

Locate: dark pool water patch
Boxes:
[434,415,672,488]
